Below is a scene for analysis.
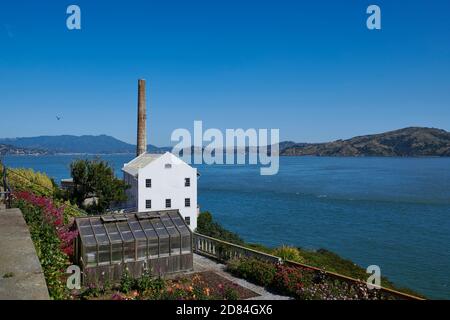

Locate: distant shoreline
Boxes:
[2,153,449,159]
[2,126,449,157]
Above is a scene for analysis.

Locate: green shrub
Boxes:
[119,269,135,294]
[59,200,85,222]
[136,269,155,293]
[223,286,239,300]
[80,284,102,299]
[226,258,276,287]
[7,168,55,196]
[273,246,305,263]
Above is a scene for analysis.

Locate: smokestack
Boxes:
[136,79,147,156]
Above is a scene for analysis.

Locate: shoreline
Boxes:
[2,153,450,159]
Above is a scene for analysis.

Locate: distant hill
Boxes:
[0,143,49,156]
[1,127,449,156]
[0,135,166,154]
[280,127,450,157]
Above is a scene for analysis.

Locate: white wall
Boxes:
[137,153,198,230]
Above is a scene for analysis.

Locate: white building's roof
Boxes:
[122,153,163,176]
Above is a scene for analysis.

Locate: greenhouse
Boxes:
[74,210,193,284]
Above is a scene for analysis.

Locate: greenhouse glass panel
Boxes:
[116,221,136,261]
[162,216,181,255]
[74,210,193,283]
[153,220,169,256]
[123,241,135,262]
[96,233,109,245]
[111,242,122,263]
[79,225,93,237]
[84,245,97,266]
[159,237,169,256]
[98,244,111,264]
[181,234,191,254]
[117,221,133,239]
[139,220,158,257]
[104,223,121,243]
[128,219,142,232]
[82,234,96,246]
[140,220,157,239]
[136,239,147,260]
[152,220,169,237]
[148,238,158,257]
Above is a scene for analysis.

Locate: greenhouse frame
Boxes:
[74,210,193,284]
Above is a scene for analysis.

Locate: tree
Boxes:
[70,159,128,214]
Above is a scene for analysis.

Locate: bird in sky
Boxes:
[56,115,62,120]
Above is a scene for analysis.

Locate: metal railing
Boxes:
[193,232,424,300]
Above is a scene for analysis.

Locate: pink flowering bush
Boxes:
[13,191,79,299]
[227,258,397,300]
[14,191,78,255]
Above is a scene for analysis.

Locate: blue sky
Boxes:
[1,0,449,146]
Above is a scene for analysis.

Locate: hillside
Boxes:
[2,127,449,156]
[281,127,450,157]
[0,135,165,154]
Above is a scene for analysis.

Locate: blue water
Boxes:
[2,154,450,299]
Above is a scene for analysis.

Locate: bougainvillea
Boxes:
[14,191,78,255]
[13,191,79,299]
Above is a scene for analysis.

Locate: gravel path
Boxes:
[193,253,291,300]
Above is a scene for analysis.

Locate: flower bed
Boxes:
[78,271,258,300]
[226,257,397,300]
[13,191,79,299]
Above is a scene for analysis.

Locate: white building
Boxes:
[122,152,199,230]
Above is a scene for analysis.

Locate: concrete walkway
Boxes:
[0,208,49,300]
[193,253,291,300]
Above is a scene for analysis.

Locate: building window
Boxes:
[185,178,190,187]
[165,199,171,208]
[145,200,151,209]
[145,179,151,188]
[185,216,191,225]
[185,198,191,207]
[165,163,172,169]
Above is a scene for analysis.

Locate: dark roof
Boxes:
[75,209,191,246]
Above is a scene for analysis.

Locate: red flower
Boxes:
[13,191,78,256]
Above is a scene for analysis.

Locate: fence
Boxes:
[192,232,424,300]
[193,232,281,264]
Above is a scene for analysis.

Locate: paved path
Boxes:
[193,253,291,300]
[0,208,49,300]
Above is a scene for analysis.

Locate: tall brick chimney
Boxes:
[136,79,147,156]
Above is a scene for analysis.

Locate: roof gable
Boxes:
[122,153,163,176]
[122,152,194,176]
